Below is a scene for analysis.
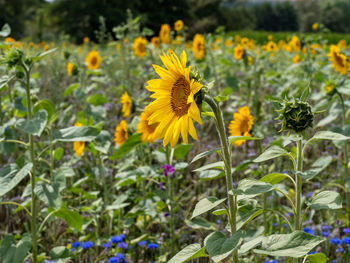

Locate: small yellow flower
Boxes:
[85,51,101,70]
[5,37,15,43]
[83,37,90,44]
[293,54,302,64]
[121,92,132,118]
[228,106,254,146]
[67,62,74,76]
[225,39,233,47]
[151,36,160,48]
[132,36,147,58]
[328,45,349,75]
[268,35,273,41]
[234,44,244,60]
[312,23,319,31]
[234,35,240,43]
[137,110,159,143]
[278,40,286,48]
[290,36,301,52]
[325,84,335,95]
[73,123,85,158]
[266,41,278,52]
[337,39,347,49]
[114,120,128,146]
[174,20,184,32]
[160,24,171,44]
[248,56,253,65]
[43,45,49,51]
[192,34,205,60]
[241,37,249,47]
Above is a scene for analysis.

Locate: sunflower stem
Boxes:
[204,95,237,262]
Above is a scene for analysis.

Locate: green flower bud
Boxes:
[64,50,71,60]
[277,98,313,133]
[324,81,336,96]
[5,48,23,68]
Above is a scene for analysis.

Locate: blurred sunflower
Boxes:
[145,50,203,147]
[225,39,233,47]
[228,106,254,146]
[192,34,205,60]
[151,36,160,48]
[312,23,319,31]
[266,41,278,52]
[174,20,184,32]
[85,51,101,70]
[290,36,301,52]
[337,39,346,49]
[325,82,335,95]
[67,62,74,76]
[234,44,244,60]
[132,37,147,58]
[137,110,158,143]
[121,92,132,118]
[328,45,349,75]
[234,35,240,43]
[160,24,171,44]
[293,54,302,64]
[83,37,90,44]
[114,120,128,146]
[73,123,85,158]
[241,37,249,47]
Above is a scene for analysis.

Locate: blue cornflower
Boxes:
[344,237,350,244]
[322,231,330,237]
[72,241,81,248]
[138,240,147,247]
[307,192,313,198]
[272,223,279,227]
[330,238,342,245]
[303,227,315,235]
[111,234,125,243]
[102,241,112,249]
[147,243,159,249]
[109,257,119,263]
[265,260,277,263]
[323,225,331,231]
[336,246,344,253]
[82,241,93,249]
[343,228,350,234]
[118,242,128,249]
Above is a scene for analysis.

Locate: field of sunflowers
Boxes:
[1,16,350,263]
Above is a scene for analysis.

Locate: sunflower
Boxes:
[83,37,90,44]
[85,51,101,70]
[312,23,319,31]
[137,109,159,143]
[225,39,233,47]
[121,91,132,117]
[266,41,278,52]
[145,50,202,147]
[293,54,301,64]
[241,37,249,47]
[234,35,240,43]
[228,106,254,147]
[160,24,171,44]
[234,44,244,60]
[328,45,349,75]
[337,39,346,49]
[73,123,85,158]
[192,34,205,60]
[133,37,147,58]
[174,20,184,32]
[151,36,160,48]
[114,120,128,146]
[290,36,301,52]
[67,62,74,76]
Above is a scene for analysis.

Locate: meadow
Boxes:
[0,17,350,263]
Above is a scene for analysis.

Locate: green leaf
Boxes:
[0,234,31,263]
[253,146,289,163]
[110,134,143,160]
[0,163,32,197]
[307,253,328,263]
[87,94,108,106]
[31,48,57,62]
[260,173,288,185]
[229,136,262,144]
[205,230,244,263]
[193,161,225,172]
[191,197,227,219]
[174,144,193,159]
[238,236,264,256]
[185,217,216,230]
[310,131,350,141]
[168,244,209,263]
[64,83,80,97]
[296,156,332,180]
[33,99,55,123]
[106,195,130,211]
[230,179,274,197]
[50,246,70,260]
[16,110,48,136]
[190,147,222,163]
[0,23,11,37]
[54,126,100,142]
[53,147,64,161]
[0,75,15,92]
[94,130,111,154]
[34,181,61,209]
[214,95,229,102]
[254,231,325,258]
[236,206,264,230]
[307,191,342,210]
[53,207,83,231]
[199,170,225,181]
[212,209,227,215]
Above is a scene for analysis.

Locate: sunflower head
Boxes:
[290,36,301,52]
[121,91,132,118]
[266,41,278,52]
[73,122,85,158]
[234,44,245,60]
[132,37,147,58]
[228,106,254,146]
[160,24,171,44]
[328,45,349,75]
[151,36,160,48]
[85,51,101,70]
[145,50,203,147]
[67,62,78,76]
[114,120,128,146]
[312,23,319,31]
[324,81,336,96]
[137,110,159,143]
[174,20,184,32]
[276,99,313,133]
[83,37,90,44]
[5,48,23,68]
[192,34,205,60]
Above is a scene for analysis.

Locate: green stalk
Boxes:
[294,138,303,263]
[204,95,237,262]
[24,64,38,263]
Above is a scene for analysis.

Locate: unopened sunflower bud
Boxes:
[277,98,313,133]
[5,48,23,68]
[324,82,336,96]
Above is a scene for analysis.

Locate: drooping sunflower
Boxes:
[228,106,254,147]
[67,62,74,76]
[114,120,128,146]
[145,50,203,147]
[132,37,147,58]
[234,44,244,60]
[85,51,101,70]
[328,45,349,75]
[192,34,205,60]
[137,109,159,143]
[121,92,132,118]
[73,123,85,158]
[174,20,184,32]
[160,24,171,44]
[151,36,160,48]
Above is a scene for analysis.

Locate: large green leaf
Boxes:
[238,236,264,256]
[205,230,244,263]
[191,147,222,163]
[31,48,57,62]
[199,170,225,181]
[94,130,111,154]
[174,144,193,159]
[236,206,264,231]
[0,234,31,263]
[191,197,227,219]
[310,131,350,141]
[34,181,61,209]
[110,134,143,160]
[0,75,15,92]
[307,191,342,210]
[33,99,55,123]
[253,146,289,163]
[260,173,288,185]
[52,207,83,231]
[0,163,32,197]
[307,253,328,263]
[54,126,100,142]
[296,156,332,180]
[16,110,48,136]
[254,231,325,258]
[168,244,209,263]
[185,217,216,230]
[230,179,274,197]
[193,161,225,172]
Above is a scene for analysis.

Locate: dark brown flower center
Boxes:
[171,76,191,117]
[91,56,97,66]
